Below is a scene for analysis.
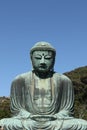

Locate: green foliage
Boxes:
[0,97,11,119]
[64,66,87,120]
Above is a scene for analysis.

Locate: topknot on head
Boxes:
[30,41,56,56]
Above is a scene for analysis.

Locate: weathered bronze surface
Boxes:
[0,41,87,130]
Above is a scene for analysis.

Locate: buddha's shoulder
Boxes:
[53,72,71,82]
[12,71,32,82]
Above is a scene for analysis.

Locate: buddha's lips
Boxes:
[39,65,47,68]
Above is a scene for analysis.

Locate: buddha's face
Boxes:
[31,50,55,73]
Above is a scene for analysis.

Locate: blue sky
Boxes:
[0,0,87,96]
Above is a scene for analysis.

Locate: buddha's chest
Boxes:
[33,78,52,108]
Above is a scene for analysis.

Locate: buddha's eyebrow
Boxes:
[45,54,52,56]
[36,53,45,56]
[35,54,42,57]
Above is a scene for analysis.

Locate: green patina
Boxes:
[0,41,87,130]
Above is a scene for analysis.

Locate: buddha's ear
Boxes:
[30,51,33,61]
[29,51,34,68]
[51,54,56,69]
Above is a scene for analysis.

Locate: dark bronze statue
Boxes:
[0,41,87,130]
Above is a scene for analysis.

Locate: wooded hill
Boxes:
[0,66,87,120]
[64,66,87,119]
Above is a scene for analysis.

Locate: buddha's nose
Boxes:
[40,57,45,65]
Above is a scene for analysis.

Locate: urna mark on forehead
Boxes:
[32,50,53,57]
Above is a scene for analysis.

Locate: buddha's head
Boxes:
[30,41,56,74]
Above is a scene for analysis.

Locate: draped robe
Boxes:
[0,71,87,130]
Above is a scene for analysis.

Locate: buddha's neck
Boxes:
[32,70,54,79]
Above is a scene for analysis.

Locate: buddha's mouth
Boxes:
[39,65,47,69]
